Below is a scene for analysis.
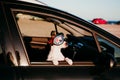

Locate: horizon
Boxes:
[38,0,120,21]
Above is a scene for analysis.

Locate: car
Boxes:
[0,0,120,80]
[92,18,107,24]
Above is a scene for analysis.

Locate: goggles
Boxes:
[53,33,65,46]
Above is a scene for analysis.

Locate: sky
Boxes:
[37,0,120,21]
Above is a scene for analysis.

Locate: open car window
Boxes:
[14,10,99,66]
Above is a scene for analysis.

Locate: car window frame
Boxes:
[12,9,100,66]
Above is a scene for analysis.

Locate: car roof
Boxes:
[18,0,48,6]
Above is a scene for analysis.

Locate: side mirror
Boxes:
[95,51,117,69]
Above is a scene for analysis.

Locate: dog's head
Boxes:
[53,33,68,48]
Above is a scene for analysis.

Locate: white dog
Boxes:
[47,34,73,65]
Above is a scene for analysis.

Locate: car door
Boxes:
[13,7,100,80]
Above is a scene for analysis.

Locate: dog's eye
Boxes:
[59,39,62,42]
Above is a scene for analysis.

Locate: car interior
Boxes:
[14,11,120,66]
[15,12,99,63]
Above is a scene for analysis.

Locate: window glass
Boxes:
[15,12,98,65]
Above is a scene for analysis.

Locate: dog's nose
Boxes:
[64,42,68,46]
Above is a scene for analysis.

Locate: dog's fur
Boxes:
[47,41,73,65]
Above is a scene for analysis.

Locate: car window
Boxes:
[97,35,120,62]
[14,11,99,65]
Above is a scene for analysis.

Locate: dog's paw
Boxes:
[52,60,59,65]
[65,57,73,65]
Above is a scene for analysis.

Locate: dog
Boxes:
[47,33,73,65]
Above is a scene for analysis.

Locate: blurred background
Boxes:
[19,0,120,37]
[37,0,120,22]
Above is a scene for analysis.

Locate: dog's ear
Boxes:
[53,33,64,46]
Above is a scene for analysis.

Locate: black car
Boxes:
[0,0,120,80]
